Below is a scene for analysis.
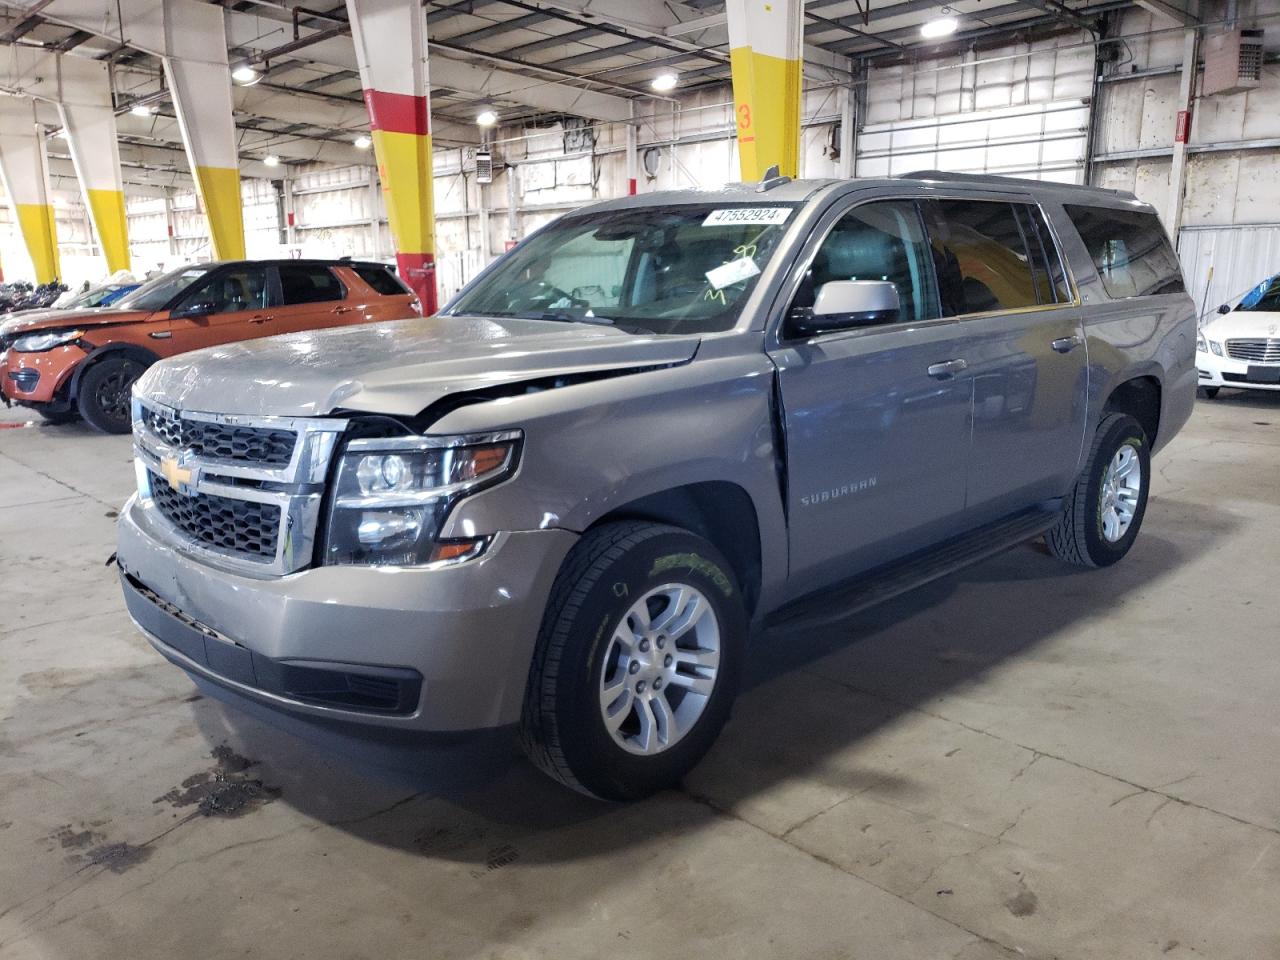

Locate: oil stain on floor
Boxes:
[153,744,281,818]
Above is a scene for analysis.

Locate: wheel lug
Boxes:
[664,654,673,667]
[635,680,646,693]
[653,678,662,690]
[656,636,665,648]
[628,661,640,674]
[638,639,650,652]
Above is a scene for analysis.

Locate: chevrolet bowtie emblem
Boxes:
[160,455,195,492]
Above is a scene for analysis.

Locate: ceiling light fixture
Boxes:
[231,64,261,85]
[129,103,155,117]
[920,15,958,38]
[354,134,372,149]
[263,154,281,167]
[651,72,679,93]
[476,109,498,127]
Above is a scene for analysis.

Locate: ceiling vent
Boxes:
[1202,28,1264,96]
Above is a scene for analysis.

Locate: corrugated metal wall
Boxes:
[1178,225,1280,318]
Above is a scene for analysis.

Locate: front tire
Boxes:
[1046,413,1151,568]
[520,522,746,801]
[77,356,145,434]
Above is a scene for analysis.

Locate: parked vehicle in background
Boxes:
[0,259,420,432]
[0,281,69,314]
[1196,272,1280,397]
[55,281,143,310]
[117,173,1195,800]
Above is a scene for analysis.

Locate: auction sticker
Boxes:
[706,257,761,290]
[702,207,791,227]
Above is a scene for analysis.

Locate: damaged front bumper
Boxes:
[117,493,577,739]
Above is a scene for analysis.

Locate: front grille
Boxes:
[148,469,281,561]
[1225,338,1280,364]
[141,406,297,465]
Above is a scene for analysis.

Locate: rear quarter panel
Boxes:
[1046,201,1196,454]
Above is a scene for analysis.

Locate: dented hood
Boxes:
[134,315,700,418]
[0,307,150,338]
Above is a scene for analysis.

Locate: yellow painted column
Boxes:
[347,0,437,313]
[162,2,245,260]
[726,0,804,181]
[0,97,60,283]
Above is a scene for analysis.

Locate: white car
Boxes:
[1197,273,1280,397]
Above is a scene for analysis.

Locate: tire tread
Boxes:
[1046,412,1135,568]
[519,521,678,797]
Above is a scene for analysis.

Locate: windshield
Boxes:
[445,204,798,335]
[1236,273,1280,313]
[115,265,213,312]
[69,285,130,309]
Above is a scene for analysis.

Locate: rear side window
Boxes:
[354,265,410,297]
[278,264,344,305]
[922,200,1043,316]
[1064,205,1185,299]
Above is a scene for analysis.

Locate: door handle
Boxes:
[1052,335,1082,353]
[248,314,274,324]
[927,359,968,379]
[332,305,355,315]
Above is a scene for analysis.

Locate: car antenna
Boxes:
[757,164,792,192]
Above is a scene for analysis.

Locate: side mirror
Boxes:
[171,299,217,320]
[790,280,900,337]
[1217,303,1232,315]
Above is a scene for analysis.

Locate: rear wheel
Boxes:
[78,356,144,434]
[1047,413,1151,568]
[520,522,746,801]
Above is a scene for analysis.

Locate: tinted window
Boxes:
[1064,204,1185,299]
[187,267,271,314]
[794,200,939,324]
[1016,205,1071,304]
[354,265,410,297]
[923,200,1040,316]
[278,264,344,305]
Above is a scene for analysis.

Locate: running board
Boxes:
[766,506,1060,633]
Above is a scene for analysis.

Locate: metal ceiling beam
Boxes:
[1133,0,1197,24]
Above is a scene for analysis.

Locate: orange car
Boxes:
[0,259,420,433]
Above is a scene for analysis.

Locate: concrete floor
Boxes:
[1,391,1278,960]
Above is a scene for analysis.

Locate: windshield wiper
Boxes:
[533,311,613,325]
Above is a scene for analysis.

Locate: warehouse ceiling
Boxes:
[0,0,1121,185]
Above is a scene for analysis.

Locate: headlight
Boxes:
[322,431,520,566]
[1196,333,1208,354]
[1209,340,1224,356]
[12,328,85,352]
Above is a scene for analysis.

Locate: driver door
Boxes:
[768,198,974,593]
[163,265,279,354]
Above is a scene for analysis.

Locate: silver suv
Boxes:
[117,172,1196,800]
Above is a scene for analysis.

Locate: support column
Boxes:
[0,96,59,283]
[626,101,639,195]
[161,2,245,260]
[346,0,437,313]
[725,0,804,180]
[1166,17,1200,236]
[52,55,130,272]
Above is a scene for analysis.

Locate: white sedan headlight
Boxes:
[12,328,85,352]
[323,431,521,566]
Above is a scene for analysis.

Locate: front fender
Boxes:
[433,349,790,610]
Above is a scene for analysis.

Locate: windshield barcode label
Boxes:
[702,208,790,227]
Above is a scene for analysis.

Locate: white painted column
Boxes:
[1166,20,1200,237]
[0,96,59,282]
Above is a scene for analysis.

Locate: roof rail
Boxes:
[896,169,1126,196]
